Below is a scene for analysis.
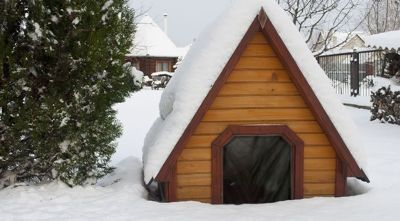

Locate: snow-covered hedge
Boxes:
[371,87,400,125]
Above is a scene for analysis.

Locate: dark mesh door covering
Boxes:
[223,136,291,204]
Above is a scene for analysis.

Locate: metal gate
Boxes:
[317,49,384,96]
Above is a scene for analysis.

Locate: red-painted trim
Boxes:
[168,166,177,202]
[335,158,347,197]
[211,125,304,204]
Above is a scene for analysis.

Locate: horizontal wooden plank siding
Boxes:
[242,44,276,57]
[176,186,211,199]
[177,174,211,186]
[250,32,270,44]
[174,31,340,202]
[210,96,307,109]
[299,134,331,146]
[203,109,315,122]
[304,171,336,183]
[185,134,331,149]
[186,135,218,148]
[227,70,291,83]
[304,146,336,158]
[304,183,335,195]
[179,149,211,161]
[193,121,324,135]
[304,159,336,171]
[219,83,299,96]
[176,161,211,174]
[235,57,284,70]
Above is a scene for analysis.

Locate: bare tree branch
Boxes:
[363,0,400,34]
[277,0,363,54]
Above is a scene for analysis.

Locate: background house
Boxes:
[312,31,369,54]
[126,15,189,77]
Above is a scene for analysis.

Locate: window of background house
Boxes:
[156,61,170,72]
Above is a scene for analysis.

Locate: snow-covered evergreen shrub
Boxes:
[0,0,136,187]
[131,67,144,89]
[371,87,400,125]
[382,53,400,84]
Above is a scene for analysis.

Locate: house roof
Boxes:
[128,15,187,58]
[142,0,368,184]
[365,30,400,52]
[313,31,368,54]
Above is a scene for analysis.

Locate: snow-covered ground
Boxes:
[1,90,400,220]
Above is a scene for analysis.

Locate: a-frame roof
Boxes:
[142,0,368,184]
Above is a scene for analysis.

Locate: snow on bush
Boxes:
[131,67,144,89]
[0,0,136,188]
[371,86,400,125]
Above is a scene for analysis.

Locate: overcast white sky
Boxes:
[128,0,234,47]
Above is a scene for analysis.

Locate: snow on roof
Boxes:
[365,30,400,52]
[128,15,187,58]
[314,31,368,54]
[142,0,367,184]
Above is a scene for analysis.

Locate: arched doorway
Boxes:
[211,125,304,204]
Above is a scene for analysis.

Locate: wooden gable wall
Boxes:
[172,31,339,203]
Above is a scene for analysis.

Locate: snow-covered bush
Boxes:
[0,0,136,188]
[371,87,400,125]
[382,52,400,83]
[131,67,144,89]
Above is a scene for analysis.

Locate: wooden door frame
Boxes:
[211,125,304,204]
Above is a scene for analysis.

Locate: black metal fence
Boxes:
[316,49,384,96]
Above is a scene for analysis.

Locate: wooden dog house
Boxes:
[142,1,369,205]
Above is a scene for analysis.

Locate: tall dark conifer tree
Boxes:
[0,0,136,187]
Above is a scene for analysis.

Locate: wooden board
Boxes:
[304,146,336,158]
[186,135,328,149]
[186,135,218,148]
[227,70,291,83]
[177,174,212,187]
[304,171,336,183]
[242,44,276,57]
[299,134,331,146]
[179,149,211,161]
[304,183,335,195]
[250,32,270,44]
[304,159,336,170]
[176,161,211,174]
[235,57,284,70]
[176,186,212,199]
[203,108,315,122]
[193,121,324,135]
[210,96,307,109]
[219,82,299,96]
